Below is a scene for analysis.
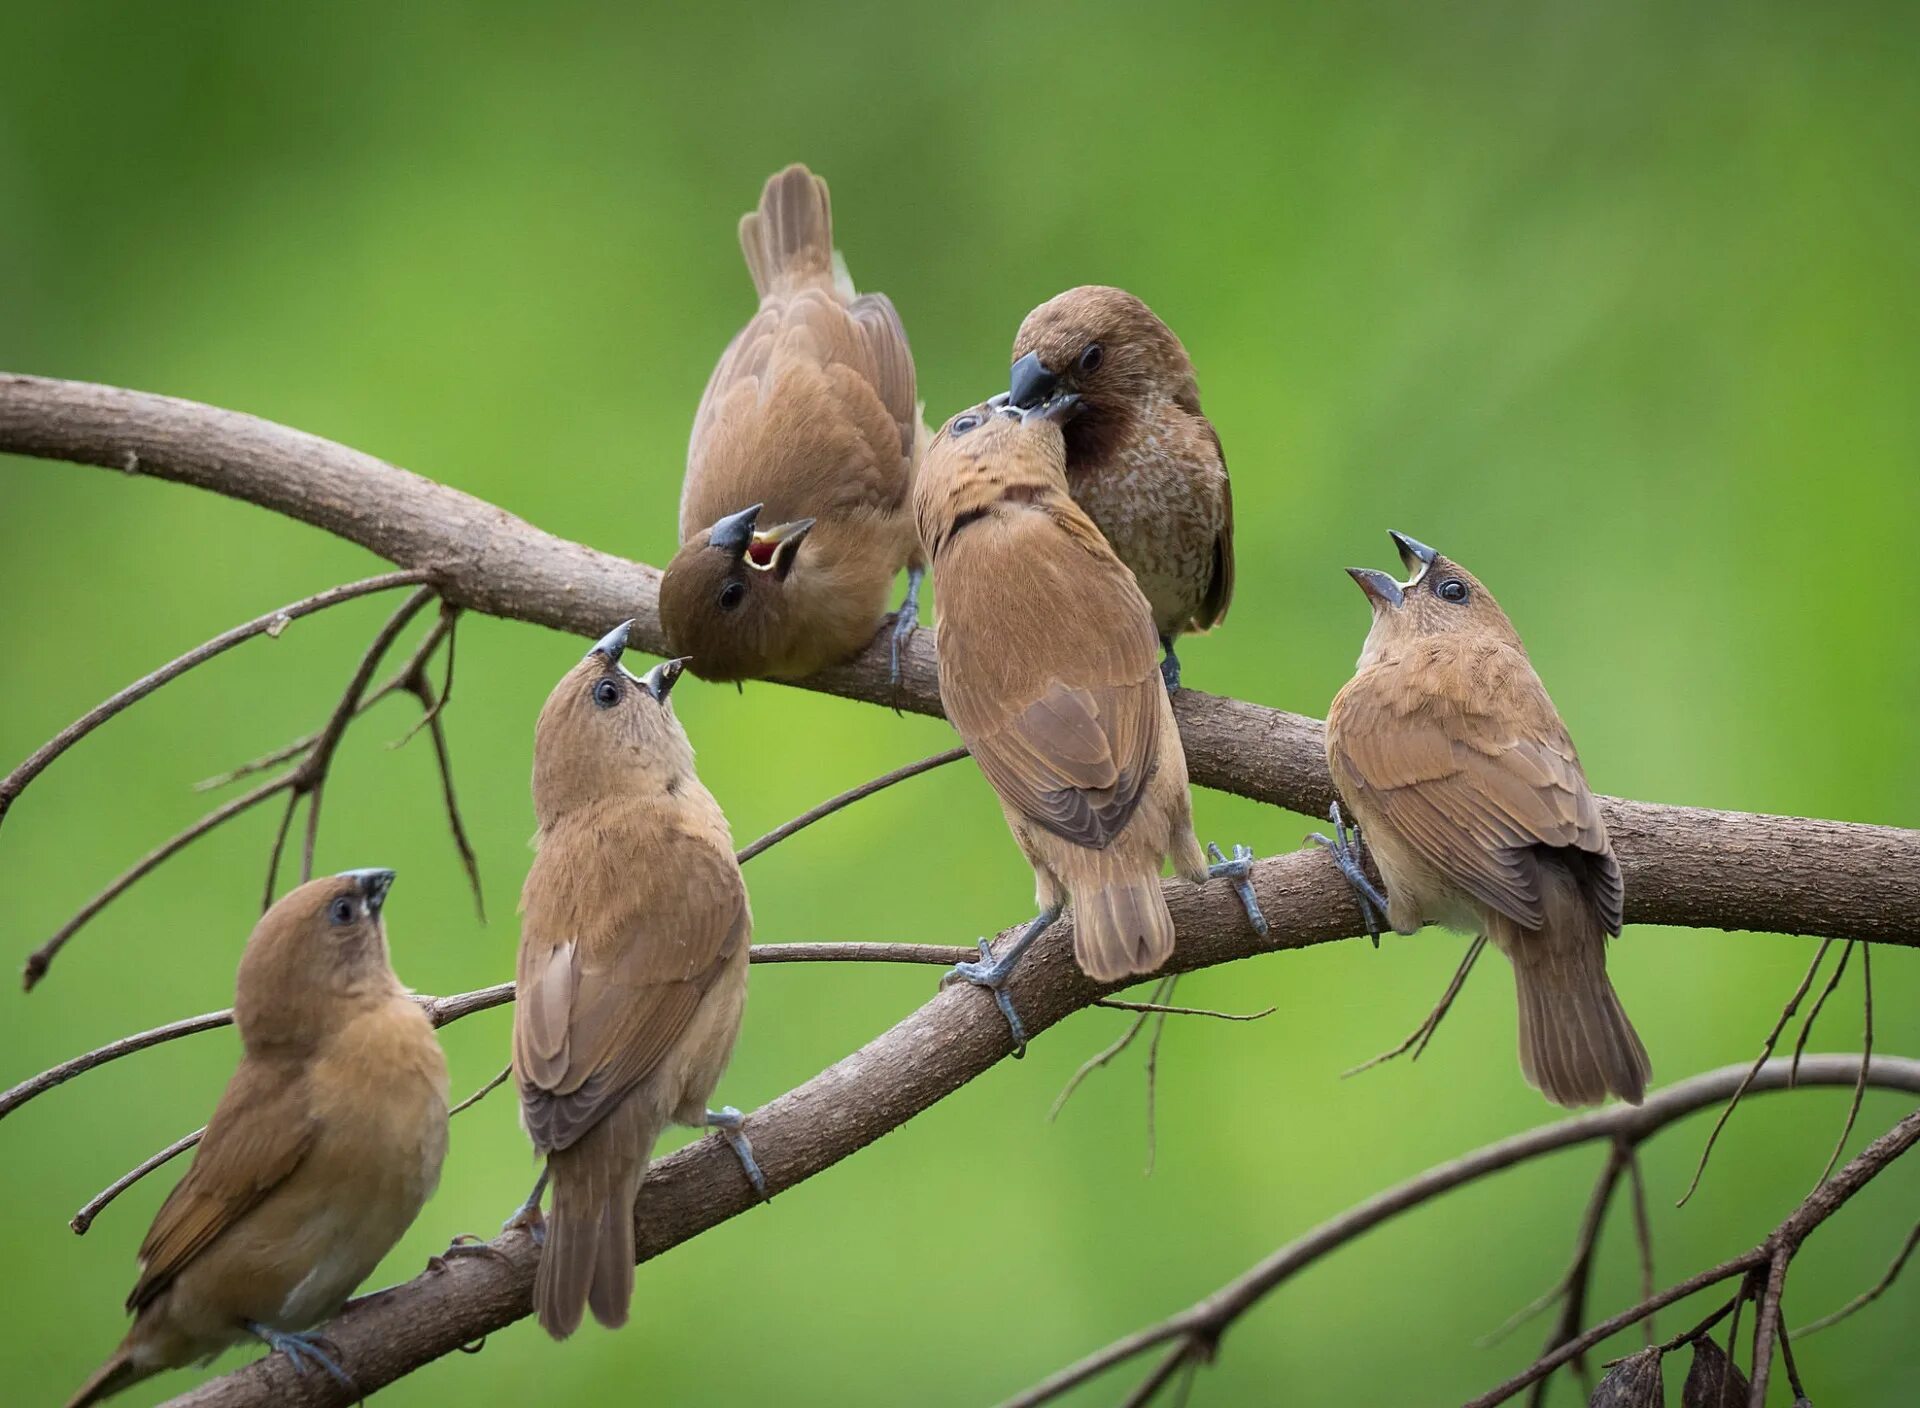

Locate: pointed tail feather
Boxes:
[66,1345,147,1408]
[1496,902,1650,1109]
[1074,875,1175,983]
[534,1099,661,1339]
[737,164,839,299]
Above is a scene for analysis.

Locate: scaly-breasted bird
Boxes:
[660,163,926,684]
[1320,532,1650,1107]
[915,400,1266,1053]
[67,870,448,1407]
[511,623,759,1339]
[1003,286,1234,690]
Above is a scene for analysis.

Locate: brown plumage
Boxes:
[1006,286,1234,686]
[660,163,926,682]
[915,399,1210,999]
[1323,532,1650,1107]
[514,626,752,1339]
[67,870,448,1408]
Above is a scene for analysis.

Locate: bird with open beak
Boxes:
[1003,285,1234,691]
[509,623,760,1339]
[67,870,448,1407]
[660,163,927,684]
[1320,533,1650,1107]
[915,398,1267,1054]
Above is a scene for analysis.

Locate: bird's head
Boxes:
[531,621,695,821]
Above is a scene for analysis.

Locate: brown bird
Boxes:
[1003,285,1234,690]
[67,870,448,1407]
[1320,532,1650,1107]
[915,399,1266,1052]
[660,163,926,684]
[511,623,759,1339]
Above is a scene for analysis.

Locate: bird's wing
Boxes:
[846,291,922,463]
[514,838,748,1153]
[1330,652,1620,932]
[1195,417,1234,630]
[939,506,1164,850]
[128,1058,317,1312]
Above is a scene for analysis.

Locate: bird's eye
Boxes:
[1078,343,1104,373]
[592,677,623,709]
[328,896,357,926]
[718,580,746,611]
[1436,578,1469,604]
[951,414,982,437]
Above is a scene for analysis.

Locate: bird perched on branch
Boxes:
[1002,286,1234,690]
[510,623,760,1339]
[1320,532,1650,1107]
[66,869,448,1407]
[661,163,926,684]
[914,399,1266,1054]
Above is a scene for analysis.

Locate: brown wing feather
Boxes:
[938,502,1163,850]
[1198,418,1234,629]
[1330,648,1620,932]
[129,1059,315,1312]
[515,834,747,1153]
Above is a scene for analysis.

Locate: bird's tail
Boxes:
[535,1098,663,1340]
[738,163,845,299]
[1493,893,1650,1108]
[65,1344,148,1408]
[1073,873,1176,983]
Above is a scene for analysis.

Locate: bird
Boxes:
[1002,285,1234,690]
[66,869,448,1407]
[1319,531,1650,1107]
[511,622,760,1339]
[914,398,1267,1054]
[660,162,926,685]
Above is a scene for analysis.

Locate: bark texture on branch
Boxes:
[3,373,1916,949]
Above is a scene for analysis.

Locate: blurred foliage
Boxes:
[2,1,1917,1404]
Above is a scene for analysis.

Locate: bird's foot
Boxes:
[941,938,1032,1056]
[1159,638,1182,693]
[429,1232,512,1272]
[246,1323,356,1395]
[500,1168,549,1246]
[1307,802,1387,947]
[704,1106,770,1201]
[887,567,924,689]
[1206,842,1270,937]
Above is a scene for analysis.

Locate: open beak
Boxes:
[1018,391,1082,426]
[1346,567,1405,609]
[340,867,396,915]
[639,656,688,702]
[1008,351,1060,410]
[707,503,764,556]
[1389,530,1438,582]
[588,620,635,663]
[745,517,815,576]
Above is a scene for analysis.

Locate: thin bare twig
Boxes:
[734,745,969,865]
[1813,941,1872,1188]
[1343,935,1486,1077]
[1511,1143,1629,1404]
[1793,1217,1920,1336]
[1050,977,1171,1123]
[1095,999,1275,1021]
[448,1063,513,1118]
[1143,980,1174,1177]
[70,1126,205,1234]
[1789,938,1849,1085]
[1626,1149,1655,1346]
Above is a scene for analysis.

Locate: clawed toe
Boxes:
[1207,842,1270,937]
[1308,803,1387,946]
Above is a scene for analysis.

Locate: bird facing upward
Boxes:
[1321,532,1650,1107]
[512,624,760,1340]
[67,870,448,1408]
[1005,285,1234,689]
[915,399,1265,1052]
[661,163,927,683]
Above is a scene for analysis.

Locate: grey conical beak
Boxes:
[1388,531,1438,576]
[340,868,397,914]
[1008,351,1060,410]
[708,504,764,556]
[588,620,634,664]
[640,656,689,702]
[1346,567,1405,609]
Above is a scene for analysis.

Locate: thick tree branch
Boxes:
[2,374,1915,951]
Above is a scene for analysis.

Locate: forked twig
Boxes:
[1789,937,1850,1084]
[1343,935,1486,1077]
[1813,941,1872,1188]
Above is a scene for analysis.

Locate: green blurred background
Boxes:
[3,2,1916,1403]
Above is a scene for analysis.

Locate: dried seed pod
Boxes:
[1592,1347,1666,1407]
[1681,1336,1752,1407]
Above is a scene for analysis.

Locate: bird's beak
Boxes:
[1019,392,1082,425]
[588,620,634,664]
[1347,567,1405,609]
[746,517,816,577]
[341,868,397,914]
[1389,530,1438,583]
[639,656,688,702]
[708,503,764,557]
[1008,351,1060,410]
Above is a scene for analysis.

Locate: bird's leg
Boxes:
[1159,635,1182,693]
[1205,842,1270,936]
[428,1230,515,1271]
[939,902,1064,1058]
[1307,802,1387,947]
[888,565,925,686]
[498,1166,550,1246]
[703,1105,769,1201]
[246,1322,356,1395]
